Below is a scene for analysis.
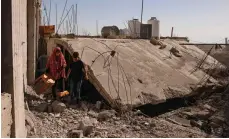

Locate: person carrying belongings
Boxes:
[46,47,67,99]
[66,52,89,104]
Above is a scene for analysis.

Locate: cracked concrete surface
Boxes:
[48,38,223,107]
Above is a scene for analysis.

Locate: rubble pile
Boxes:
[24,79,229,138]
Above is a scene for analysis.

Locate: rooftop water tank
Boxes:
[147,17,160,39]
[128,19,141,38]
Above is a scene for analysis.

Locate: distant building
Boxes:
[140,24,152,39]
[128,19,141,38]
[128,17,160,39]
[147,17,160,39]
[120,28,129,35]
[101,26,120,38]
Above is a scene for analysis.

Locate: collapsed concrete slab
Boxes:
[48,38,223,108]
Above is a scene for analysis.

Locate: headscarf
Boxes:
[46,47,66,80]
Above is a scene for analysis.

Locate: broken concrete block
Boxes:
[195,111,211,119]
[201,104,216,112]
[68,130,83,138]
[98,110,116,121]
[36,103,48,112]
[209,121,221,128]
[95,101,102,110]
[25,110,36,134]
[133,126,141,131]
[149,120,156,127]
[170,47,182,57]
[51,100,66,113]
[94,131,102,137]
[181,111,194,117]
[159,44,166,49]
[88,110,98,118]
[144,122,150,126]
[83,126,94,137]
[25,115,35,129]
[190,120,203,128]
[210,116,225,125]
[78,117,97,136]
[150,38,160,45]
[80,101,88,111]
[25,101,30,111]
[166,115,191,127]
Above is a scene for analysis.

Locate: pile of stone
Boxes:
[36,100,66,113]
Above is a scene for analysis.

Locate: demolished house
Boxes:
[46,37,225,110]
[101,26,120,38]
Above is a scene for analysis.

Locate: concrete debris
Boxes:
[98,110,117,121]
[159,44,167,49]
[166,115,191,127]
[190,120,203,128]
[24,77,228,138]
[25,101,30,111]
[80,101,89,111]
[201,104,216,112]
[182,110,211,120]
[78,117,97,136]
[51,100,66,113]
[25,114,35,130]
[194,111,211,120]
[68,130,83,138]
[95,101,102,110]
[209,116,225,125]
[25,110,37,135]
[209,121,221,128]
[133,126,141,131]
[170,47,182,57]
[88,110,98,118]
[150,38,161,45]
[36,103,48,112]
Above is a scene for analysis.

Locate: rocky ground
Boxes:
[25,81,229,138]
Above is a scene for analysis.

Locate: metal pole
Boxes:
[43,16,46,25]
[66,20,68,34]
[72,6,75,34]
[141,0,144,24]
[140,0,144,38]
[56,3,57,33]
[36,0,41,59]
[75,4,78,35]
[96,20,98,36]
[225,37,228,44]
[48,0,51,25]
[171,27,174,37]
[63,21,65,34]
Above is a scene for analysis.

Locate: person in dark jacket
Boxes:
[66,52,88,104]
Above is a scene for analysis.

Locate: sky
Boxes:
[42,0,229,43]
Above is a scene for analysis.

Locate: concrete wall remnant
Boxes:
[1,93,13,138]
[2,0,28,137]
